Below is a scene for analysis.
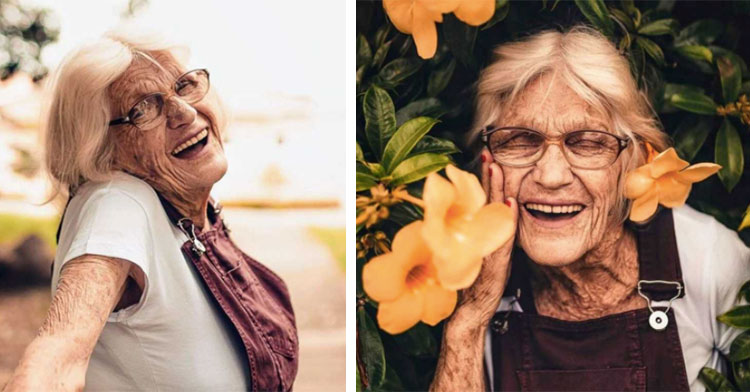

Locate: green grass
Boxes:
[0,213,59,249]
[308,226,345,272]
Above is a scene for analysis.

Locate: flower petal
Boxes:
[463,202,515,256]
[362,221,429,302]
[656,173,691,208]
[649,148,689,178]
[624,165,655,199]
[412,5,439,59]
[445,164,486,217]
[383,0,414,34]
[419,0,462,14]
[423,170,457,229]
[629,187,659,223]
[453,0,495,26]
[420,283,457,326]
[677,162,722,183]
[433,251,483,291]
[377,289,424,334]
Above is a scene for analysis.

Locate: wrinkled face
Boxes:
[108,52,227,200]
[498,74,624,266]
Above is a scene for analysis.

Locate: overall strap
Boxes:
[631,208,685,301]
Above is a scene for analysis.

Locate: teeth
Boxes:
[524,203,583,214]
[171,128,208,155]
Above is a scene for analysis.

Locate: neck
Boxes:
[531,224,643,320]
[160,186,212,232]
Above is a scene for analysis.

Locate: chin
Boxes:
[519,232,587,267]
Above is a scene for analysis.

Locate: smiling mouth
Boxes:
[523,203,585,221]
[171,128,209,159]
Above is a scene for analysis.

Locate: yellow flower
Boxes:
[422,165,514,290]
[625,147,721,222]
[362,221,457,334]
[383,0,495,59]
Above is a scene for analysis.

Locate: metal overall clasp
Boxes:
[637,280,682,331]
[177,218,206,256]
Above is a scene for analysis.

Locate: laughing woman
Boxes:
[4,29,297,391]
[430,27,750,391]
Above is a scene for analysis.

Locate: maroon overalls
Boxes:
[158,195,299,391]
[489,209,690,391]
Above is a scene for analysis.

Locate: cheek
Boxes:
[114,130,167,173]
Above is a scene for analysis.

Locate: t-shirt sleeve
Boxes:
[709,220,750,355]
[58,189,154,321]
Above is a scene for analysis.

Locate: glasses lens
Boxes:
[130,94,164,128]
[488,128,545,166]
[564,131,621,169]
[175,69,209,103]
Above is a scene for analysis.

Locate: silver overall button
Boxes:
[649,310,668,330]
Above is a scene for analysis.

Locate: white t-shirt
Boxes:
[484,205,750,391]
[51,172,251,391]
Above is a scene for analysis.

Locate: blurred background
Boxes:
[0,0,345,390]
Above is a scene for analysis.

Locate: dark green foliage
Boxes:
[356,1,750,390]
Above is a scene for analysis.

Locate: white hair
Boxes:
[472,26,671,221]
[43,26,192,197]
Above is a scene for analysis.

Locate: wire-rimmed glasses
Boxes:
[481,126,630,170]
[109,68,210,129]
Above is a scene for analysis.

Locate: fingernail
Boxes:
[481,153,486,163]
[505,198,512,207]
[489,166,493,177]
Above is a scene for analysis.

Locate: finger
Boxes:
[480,149,490,201]
[488,162,505,203]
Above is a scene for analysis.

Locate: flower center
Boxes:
[405,263,434,290]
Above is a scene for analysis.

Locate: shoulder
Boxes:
[71,172,163,220]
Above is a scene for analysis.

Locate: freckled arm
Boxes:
[3,255,131,392]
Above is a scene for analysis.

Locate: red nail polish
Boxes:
[505,199,512,207]
[481,154,486,163]
[489,166,493,177]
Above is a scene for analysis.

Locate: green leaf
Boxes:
[427,58,456,97]
[356,162,378,192]
[363,85,397,158]
[671,92,718,115]
[675,19,723,46]
[357,307,386,389]
[715,119,744,192]
[574,0,614,37]
[718,305,750,328]
[733,358,750,391]
[442,14,478,69]
[409,135,460,157]
[396,98,447,126]
[357,34,372,70]
[675,45,713,64]
[382,117,439,173]
[371,40,392,70]
[738,280,750,302]
[356,142,365,162]
[699,367,737,391]
[730,331,750,362]
[718,55,742,103]
[610,9,635,33]
[482,0,510,30]
[636,37,665,67]
[673,115,713,161]
[740,205,750,232]
[373,23,391,51]
[389,202,423,227]
[374,57,422,89]
[393,323,439,357]
[390,153,452,186]
[637,18,678,36]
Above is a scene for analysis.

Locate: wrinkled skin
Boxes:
[108,51,227,230]
[497,73,643,320]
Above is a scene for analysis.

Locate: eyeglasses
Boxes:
[109,68,210,129]
[481,126,630,170]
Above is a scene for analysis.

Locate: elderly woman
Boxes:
[430,27,750,391]
[4,29,297,391]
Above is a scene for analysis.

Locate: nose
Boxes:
[531,144,574,189]
[165,96,197,129]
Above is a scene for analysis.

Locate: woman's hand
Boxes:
[3,255,133,392]
[451,149,519,331]
[430,150,519,392]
